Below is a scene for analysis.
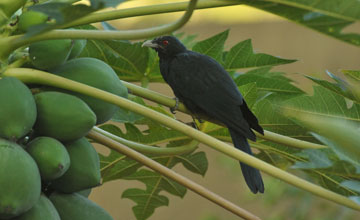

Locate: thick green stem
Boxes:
[88,129,261,220]
[0,0,198,61]
[4,67,360,211]
[93,126,198,155]
[122,81,326,149]
[63,0,240,28]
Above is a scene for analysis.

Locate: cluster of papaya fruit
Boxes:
[1,13,128,219]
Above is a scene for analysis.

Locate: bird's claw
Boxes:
[170,97,179,114]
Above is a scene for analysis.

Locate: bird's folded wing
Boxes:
[168,52,256,140]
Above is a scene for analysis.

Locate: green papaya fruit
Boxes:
[0,77,37,140]
[0,138,41,219]
[51,138,100,193]
[12,194,60,220]
[77,188,91,198]
[68,39,87,59]
[49,192,113,220]
[29,39,73,70]
[26,137,70,181]
[52,57,128,124]
[18,11,48,32]
[0,0,27,18]
[34,92,96,142]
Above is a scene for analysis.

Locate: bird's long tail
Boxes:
[229,129,264,194]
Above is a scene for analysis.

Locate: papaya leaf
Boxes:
[243,0,360,47]
[124,169,187,198]
[305,75,357,103]
[234,67,304,98]
[224,39,296,70]
[260,0,360,21]
[122,188,168,220]
[99,150,141,183]
[111,95,144,123]
[101,21,117,31]
[25,2,96,37]
[340,180,360,193]
[342,70,360,81]
[90,0,125,8]
[311,133,360,173]
[79,26,149,81]
[192,30,229,63]
[280,86,360,123]
[292,149,332,169]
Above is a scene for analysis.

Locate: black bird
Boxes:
[142,36,265,194]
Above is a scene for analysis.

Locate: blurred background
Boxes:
[89,1,360,219]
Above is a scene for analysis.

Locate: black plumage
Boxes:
[142,36,265,194]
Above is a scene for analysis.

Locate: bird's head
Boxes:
[142,36,187,57]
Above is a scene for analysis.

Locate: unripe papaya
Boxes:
[68,39,87,59]
[49,192,113,220]
[0,0,27,18]
[18,11,48,32]
[0,77,36,140]
[51,138,100,193]
[34,92,96,142]
[0,138,41,219]
[77,188,92,198]
[26,137,70,181]
[53,57,128,124]
[29,39,73,70]
[12,194,60,220]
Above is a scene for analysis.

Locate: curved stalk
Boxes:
[0,0,198,60]
[93,126,198,155]
[88,129,261,220]
[4,67,360,211]
[63,0,240,28]
[122,81,326,149]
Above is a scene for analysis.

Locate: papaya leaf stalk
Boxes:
[3,67,360,211]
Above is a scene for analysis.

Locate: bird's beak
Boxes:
[142,40,158,48]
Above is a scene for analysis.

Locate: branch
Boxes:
[93,126,198,156]
[63,0,240,28]
[123,81,326,150]
[88,129,261,220]
[0,0,198,60]
[4,68,360,211]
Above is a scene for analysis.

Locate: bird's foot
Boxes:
[170,97,179,114]
[186,121,198,129]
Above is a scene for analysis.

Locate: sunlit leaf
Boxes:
[244,0,360,46]
[224,39,296,70]
[192,30,229,63]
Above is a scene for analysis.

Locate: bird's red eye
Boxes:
[162,40,169,45]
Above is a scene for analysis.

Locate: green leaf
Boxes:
[281,86,360,123]
[311,133,360,172]
[90,0,125,8]
[122,188,168,220]
[306,75,358,103]
[235,67,304,98]
[263,0,360,21]
[172,151,208,176]
[224,39,296,70]
[124,169,186,197]
[292,149,332,169]
[26,2,96,37]
[343,70,360,81]
[341,180,360,193]
[244,0,360,46]
[79,26,149,81]
[99,150,141,183]
[192,30,229,62]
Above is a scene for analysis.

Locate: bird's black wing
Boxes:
[166,51,256,140]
